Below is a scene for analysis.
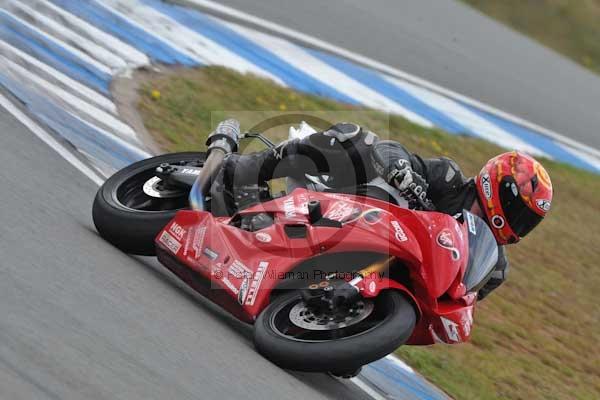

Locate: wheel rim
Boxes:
[114,159,203,212]
[288,300,374,331]
[268,294,390,342]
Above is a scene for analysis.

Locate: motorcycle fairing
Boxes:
[155,189,475,343]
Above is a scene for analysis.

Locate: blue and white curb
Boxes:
[0,0,595,398]
[1,0,598,174]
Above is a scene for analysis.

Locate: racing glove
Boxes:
[387,159,429,205]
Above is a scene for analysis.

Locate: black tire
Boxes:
[92,152,206,256]
[253,290,416,373]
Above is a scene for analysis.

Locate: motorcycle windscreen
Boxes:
[462,211,499,292]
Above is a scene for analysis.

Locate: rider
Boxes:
[206,122,554,300]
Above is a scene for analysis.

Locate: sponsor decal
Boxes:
[441,317,460,342]
[158,231,181,255]
[169,222,186,241]
[255,232,272,243]
[203,247,219,261]
[481,173,492,199]
[536,199,551,212]
[390,220,408,242]
[436,229,460,261]
[368,281,377,294]
[445,165,456,182]
[228,260,252,279]
[221,275,239,294]
[192,226,207,258]
[212,263,224,279]
[181,168,201,175]
[245,261,269,306]
[272,140,288,160]
[466,212,477,235]
[324,201,360,222]
[491,215,505,229]
[461,308,474,337]
[454,222,464,241]
[510,182,519,197]
[238,276,250,305]
[283,197,296,218]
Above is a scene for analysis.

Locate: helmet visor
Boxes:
[498,177,544,238]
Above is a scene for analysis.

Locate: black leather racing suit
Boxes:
[213,124,507,299]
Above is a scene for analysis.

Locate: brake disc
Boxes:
[288,300,374,331]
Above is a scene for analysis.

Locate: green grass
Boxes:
[137,66,600,400]
[461,0,600,75]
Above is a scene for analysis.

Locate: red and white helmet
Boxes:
[475,151,553,245]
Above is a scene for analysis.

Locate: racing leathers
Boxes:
[211,123,508,300]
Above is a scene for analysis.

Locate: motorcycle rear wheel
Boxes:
[92,152,206,256]
[253,290,416,373]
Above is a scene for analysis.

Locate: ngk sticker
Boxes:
[169,222,186,241]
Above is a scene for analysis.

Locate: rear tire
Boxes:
[253,290,416,373]
[92,152,206,255]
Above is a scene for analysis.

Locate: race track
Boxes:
[2,1,595,399]
[0,112,370,399]
[216,0,600,150]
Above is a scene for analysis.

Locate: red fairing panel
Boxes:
[155,189,472,336]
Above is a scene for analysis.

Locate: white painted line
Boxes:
[2,8,113,76]
[350,377,388,400]
[0,92,104,186]
[20,0,149,69]
[171,0,600,161]
[557,143,600,172]
[0,40,117,114]
[385,355,416,374]
[0,54,138,141]
[101,0,285,85]
[385,75,549,158]
[223,20,435,128]
[1,0,128,72]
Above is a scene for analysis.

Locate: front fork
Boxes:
[301,257,395,310]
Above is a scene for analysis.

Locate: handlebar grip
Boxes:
[206,119,241,154]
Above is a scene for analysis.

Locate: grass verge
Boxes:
[461,0,600,75]
[136,66,600,400]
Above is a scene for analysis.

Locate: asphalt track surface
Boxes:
[0,111,370,399]
[216,0,600,151]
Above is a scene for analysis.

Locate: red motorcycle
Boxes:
[93,121,498,376]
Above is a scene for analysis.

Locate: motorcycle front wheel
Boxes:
[92,152,206,256]
[253,290,416,374]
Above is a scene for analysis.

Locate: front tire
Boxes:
[253,290,416,373]
[92,152,206,255]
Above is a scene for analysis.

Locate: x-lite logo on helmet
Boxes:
[475,151,553,245]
